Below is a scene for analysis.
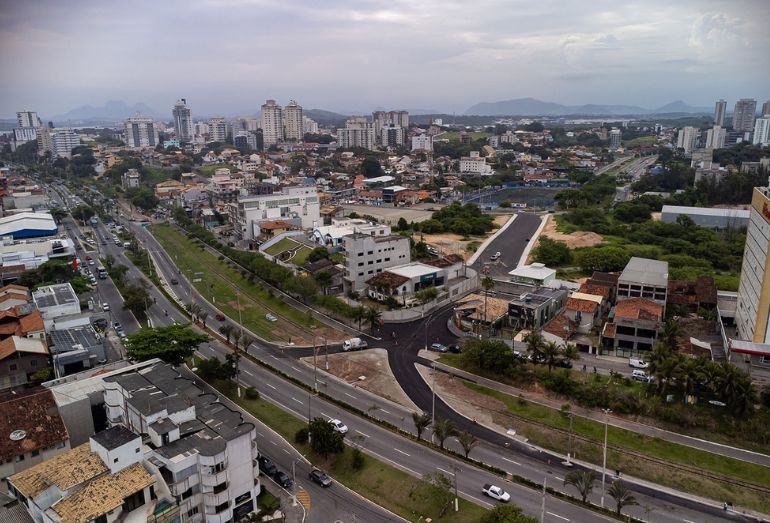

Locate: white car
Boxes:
[631,369,652,382]
[265,313,278,322]
[329,419,348,435]
[629,358,649,369]
[102,303,110,311]
[490,251,501,261]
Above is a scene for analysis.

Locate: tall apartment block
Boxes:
[732,98,757,133]
[337,117,376,150]
[260,99,284,146]
[208,117,228,142]
[17,111,41,128]
[714,99,727,127]
[762,101,770,117]
[124,114,159,148]
[283,100,303,141]
[736,186,770,343]
[173,99,194,142]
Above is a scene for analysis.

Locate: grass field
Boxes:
[441,130,489,142]
[264,237,300,256]
[196,164,236,177]
[624,136,656,148]
[208,376,488,522]
[151,224,340,343]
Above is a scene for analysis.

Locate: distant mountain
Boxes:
[52,100,162,122]
[464,97,710,116]
[304,108,348,126]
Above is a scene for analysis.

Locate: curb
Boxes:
[467,213,518,265]
[516,214,548,268]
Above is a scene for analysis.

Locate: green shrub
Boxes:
[245,387,260,400]
[295,427,309,444]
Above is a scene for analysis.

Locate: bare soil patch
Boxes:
[413,215,514,261]
[540,215,604,249]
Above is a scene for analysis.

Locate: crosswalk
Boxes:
[296,487,311,513]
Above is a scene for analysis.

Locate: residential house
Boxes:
[453,293,511,333]
[616,257,668,309]
[0,284,31,311]
[0,336,49,390]
[667,276,718,313]
[602,297,664,356]
[301,258,344,295]
[564,293,603,334]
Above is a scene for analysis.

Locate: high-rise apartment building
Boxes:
[732,98,757,133]
[337,117,376,150]
[714,99,727,127]
[705,125,726,149]
[303,116,319,135]
[124,114,158,148]
[753,118,770,146]
[260,99,284,146]
[17,111,41,128]
[380,125,405,147]
[37,125,53,157]
[208,117,228,142]
[609,128,622,149]
[51,128,80,158]
[735,186,770,343]
[676,126,699,154]
[283,100,303,141]
[372,111,408,139]
[762,101,770,118]
[172,99,194,142]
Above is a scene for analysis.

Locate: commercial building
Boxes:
[660,205,750,230]
[0,212,57,239]
[507,288,568,330]
[283,100,303,141]
[337,117,376,150]
[616,257,668,308]
[49,324,106,377]
[735,187,770,343]
[366,255,466,303]
[17,111,41,129]
[234,186,320,240]
[31,283,81,321]
[508,263,556,287]
[124,114,159,148]
[0,389,70,492]
[705,125,726,149]
[609,128,622,149]
[312,218,391,248]
[173,98,194,142]
[714,99,727,127]
[459,151,493,175]
[753,118,770,146]
[103,363,261,521]
[343,233,411,293]
[732,98,757,133]
[208,117,228,142]
[7,426,171,523]
[602,297,663,356]
[260,99,284,146]
[676,126,698,154]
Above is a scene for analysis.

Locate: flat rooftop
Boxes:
[388,263,439,279]
[618,257,669,287]
[661,205,750,218]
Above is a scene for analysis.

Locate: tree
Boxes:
[524,330,545,362]
[562,343,579,367]
[240,335,254,354]
[563,470,595,503]
[122,283,151,320]
[481,276,495,332]
[125,324,209,365]
[71,204,95,223]
[353,306,366,331]
[307,246,330,263]
[422,472,454,518]
[284,275,318,303]
[308,417,344,459]
[480,505,538,523]
[186,302,203,322]
[222,352,240,381]
[365,306,382,332]
[432,418,457,450]
[415,287,438,306]
[397,217,409,231]
[532,237,572,266]
[541,341,562,372]
[218,323,235,343]
[460,339,518,375]
[457,430,479,458]
[361,156,384,178]
[412,411,432,441]
[313,271,333,295]
[198,310,208,328]
[607,479,638,517]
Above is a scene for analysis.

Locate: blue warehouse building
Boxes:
[0,212,58,239]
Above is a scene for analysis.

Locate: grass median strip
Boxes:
[152,223,327,342]
[206,378,487,523]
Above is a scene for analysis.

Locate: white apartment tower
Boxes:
[208,117,228,142]
[609,128,622,149]
[337,117,376,150]
[283,100,303,141]
[260,99,284,146]
[172,99,194,142]
[753,118,770,146]
[124,114,159,148]
[735,187,770,343]
[51,128,80,158]
[303,116,319,135]
[705,125,726,149]
[676,126,699,154]
[714,99,727,127]
[17,111,41,128]
[732,98,757,133]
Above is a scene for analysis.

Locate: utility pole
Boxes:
[601,408,611,508]
[540,476,547,523]
[291,461,297,507]
[236,291,244,398]
[324,337,329,371]
[431,362,436,430]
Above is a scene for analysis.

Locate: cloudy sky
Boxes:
[1,0,768,117]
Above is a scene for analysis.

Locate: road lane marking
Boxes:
[291,397,303,405]
[290,366,299,372]
[553,476,563,481]
[320,412,330,419]
[265,383,276,390]
[242,369,254,377]
[282,449,290,455]
[684,520,696,523]
[355,430,370,438]
[344,392,355,398]
[257,432,264,437]
[502,457,521,466]
[547,512,569,521]
[436,467,453,475]
[394,449,410,457]
[270,440,278,445]
[379,408,391,414]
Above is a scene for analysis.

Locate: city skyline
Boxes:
[1,0,768,117]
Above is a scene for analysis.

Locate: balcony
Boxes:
[200,469,228,487]
[203,489,230,507]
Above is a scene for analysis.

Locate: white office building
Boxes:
[459,151,493,175]
[11,127,37,152]
[173,99,194,142]
[609,128,622,149]
[260,99,284,146]
[124,114,159,148]
[676,126,699,155]
[235,186,320,240]
[752,118,770,146]
[736,187,770,343]
[705,125,726,149]
[337,117,376,150]
[342,233,411,292]
[283,100,303,141]
[714,99,727,127]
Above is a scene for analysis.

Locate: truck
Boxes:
[342,338,368,351]
[482,484,511,503]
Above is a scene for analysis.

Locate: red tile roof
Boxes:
[578,283,612,299]
[566,297,598,314]
[615,298,663,322]
[603,322,617,338]
[543,312,577,339]
[0,389,69,461]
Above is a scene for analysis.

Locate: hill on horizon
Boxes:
[464,97,712,116]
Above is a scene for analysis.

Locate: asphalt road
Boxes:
[471,212,544,278]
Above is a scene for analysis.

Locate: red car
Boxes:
[215,313,225,321]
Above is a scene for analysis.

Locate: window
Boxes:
[15,454,24,462]
[30,360,37,368]
[187,507,199,517]
[114,458,119,463]
[135,447,140,453]
[9,364,17,371]
[31,450,39,457]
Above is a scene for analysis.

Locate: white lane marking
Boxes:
[547,512,569,521]
[554,476,563,481]
[394,449,410,457]
[436,467,453,475]
[380,408,391,414]
[684,520,696,523]
[242,369,254,377]
[365,449,421,476]
[257,432,264,437]
[291,397,303,405]
[502,457,521,466]
[282,449,290,455]
[320,412,330,419]
[265,383,276,390]
[270,440,278,445]
[355,430,370,438]
[290,366,299,372]
[344,392,355,398]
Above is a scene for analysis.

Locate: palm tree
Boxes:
[652,353,682,397]
[563,470,595,504]
[353,306,366,331]
[524,330,545,362]
[218,324,234,344]
[481,276,495,334]
[185,302,202,322]
[365,306,382,332]
[562,343,580,367]
[679,357,707,404]
[412,412,432,441]
[660,319,682,351]
[457,431,479,458]
[199,311,208,328]
[607,479,638,517]
[432,418,457,450]
[541,341,562,372]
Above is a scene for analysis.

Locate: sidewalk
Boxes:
[430,360,770,468]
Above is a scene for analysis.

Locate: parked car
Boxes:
[308,467,332,488]
[629,358,649,369]
[102,303,110,311]
[114,322,122,331]
[265,313,278,322]
[429,343,448,353]
[631,369,652,382]
[258,456,278,476]
[329,419,348,435]
[489,251,501,261]
[448,344,463,354]
[273,470,293,489]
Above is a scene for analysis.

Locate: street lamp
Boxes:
[600,408,612,508]
[431,362,437,430]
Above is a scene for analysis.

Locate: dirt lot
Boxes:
[302,349,417,410]
[539,215,604,249]
[414,215,513,261]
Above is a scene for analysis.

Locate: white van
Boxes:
[629,358,649,369]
